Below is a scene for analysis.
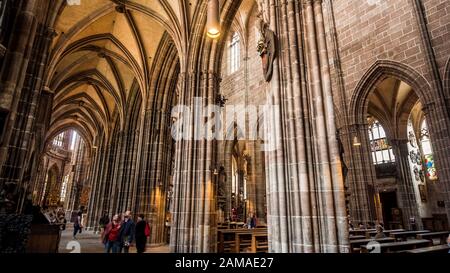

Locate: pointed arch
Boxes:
[350,60,433,125]
[445,57,450,98]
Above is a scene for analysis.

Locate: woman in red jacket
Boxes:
[102,214,122,253]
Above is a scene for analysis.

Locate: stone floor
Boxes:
[58,227,170,253]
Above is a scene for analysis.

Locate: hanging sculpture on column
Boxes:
[256,13,277,82]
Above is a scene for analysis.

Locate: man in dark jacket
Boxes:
[135,214,149,253]
[73,209,83,239]
[99,211,110,232]
[119,210,135,253]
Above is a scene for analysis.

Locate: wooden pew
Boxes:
[349,229,376,237]
[349,237,396,253]
[349,235,366,240]
[416,231,450,245]
[218,229,241,253]
[389,230,430,241]
[229,222,246,229]
[218,223,230,229]
[365,229,405,238]
[235,230,267,253]
[360,239,432,253]
[251,233,269,253]
[217,228,267,253]
[405,244,449,253]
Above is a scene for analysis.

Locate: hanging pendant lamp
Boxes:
[206,0,221,39]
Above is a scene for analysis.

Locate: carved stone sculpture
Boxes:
[256,14,277,82]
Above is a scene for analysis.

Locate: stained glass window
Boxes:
[407,119,425,183]
[368,117,395,165]
[420,120,437,181]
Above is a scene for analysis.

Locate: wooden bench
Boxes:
[389,230,430,241]
[235,230,267,253]
[218,229,241,253]
[349,229,376,237]
[405,244,450,253]
[229,222,246,229]
[218,223,230,229]
[349,235,366,240]
[349,237,396,253]
[235,231,263,253]
[361,239,432,253]
[218,228,267,253]
[251,233,269,253]
[365,229,405,238]
[416,231,450,245]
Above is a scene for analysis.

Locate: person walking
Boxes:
[99,211,110,233]
[135,214,150,254]
[73,209,83,239]
[102,214,123,253]
[119,210,135,253]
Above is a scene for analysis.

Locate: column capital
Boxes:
[303,0,323,8]
[347,122,369,133]
[42,86,53,94]
[45,27,58,39]
[313,0,323,5]
[302,0,313,8]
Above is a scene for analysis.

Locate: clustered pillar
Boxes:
[260,0,349,252]
[170,71,218,253]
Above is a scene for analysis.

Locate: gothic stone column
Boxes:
[392,139,423,230]
[170,72,218,253]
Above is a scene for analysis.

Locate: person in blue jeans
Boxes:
[73,210,83,239]
[102,214,122,253]
[119,211,135,253]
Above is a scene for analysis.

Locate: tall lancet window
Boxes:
[420,120,437,181]
[53,133,64,147]
[368,117,395,165]
[60,175,69,202]
[232,156,238,195]
[229,32,240,74]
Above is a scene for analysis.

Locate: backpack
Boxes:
[144,223,150,237]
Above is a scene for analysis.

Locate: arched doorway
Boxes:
[32,128,90,224]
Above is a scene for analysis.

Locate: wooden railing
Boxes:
[26,224,62,253]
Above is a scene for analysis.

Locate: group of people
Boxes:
[99,211,150,254]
